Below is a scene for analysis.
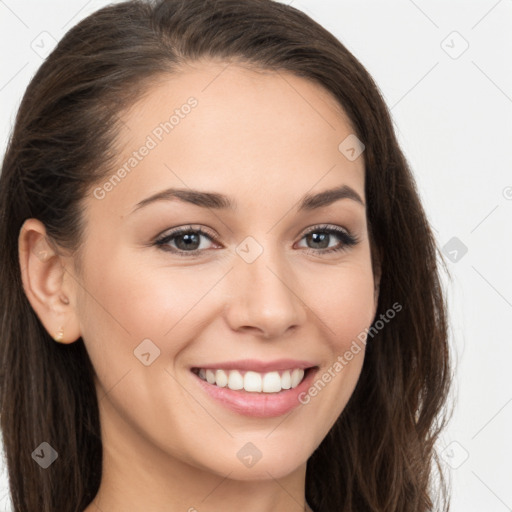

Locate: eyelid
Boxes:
[298,223,352,238]
[154,224,218,243]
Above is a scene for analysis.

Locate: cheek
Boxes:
[298,260,375,424]
[73,251,175,389]
[310,260,376,347]
[77,250,202,341]
[75,249,231,396]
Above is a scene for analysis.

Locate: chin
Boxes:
[205,445,311,482]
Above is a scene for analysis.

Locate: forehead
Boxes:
[89,61,365,216]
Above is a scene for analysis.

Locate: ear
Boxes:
[18,218,81,344]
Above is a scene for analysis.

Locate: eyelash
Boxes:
[154,224,360,257]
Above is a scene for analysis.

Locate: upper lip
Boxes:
[191,359,318,373]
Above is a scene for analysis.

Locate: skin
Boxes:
[19,61,380,512]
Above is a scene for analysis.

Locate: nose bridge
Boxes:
[224,234,305,338]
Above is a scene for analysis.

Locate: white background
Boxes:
[1,1,511,510]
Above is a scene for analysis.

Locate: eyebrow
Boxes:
[131,183,365,214]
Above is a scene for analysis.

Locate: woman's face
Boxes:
[74,61,378,481]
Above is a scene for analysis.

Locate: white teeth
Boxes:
[215,369,228,387]
[206,369,216,384]
[244,371,262,392]
[291,369,304,388]
[262,371,281,393]
[228,370,244,390]
[196,367,307,393]
[281,370,292,389]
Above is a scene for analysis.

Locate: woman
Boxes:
[0,0,451,511]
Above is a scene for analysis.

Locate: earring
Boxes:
[54,326,64,343]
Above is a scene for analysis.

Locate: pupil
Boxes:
[177,233,200,250]
[308,232,328,249]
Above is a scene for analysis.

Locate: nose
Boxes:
[223,243,307,339]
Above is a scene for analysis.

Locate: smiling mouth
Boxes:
[191,367,316,393]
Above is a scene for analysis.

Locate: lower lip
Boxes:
[191,367,319,418]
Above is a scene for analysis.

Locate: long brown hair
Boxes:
[0,1,452,510]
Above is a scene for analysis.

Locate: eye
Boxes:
[296,224,359,254]
[153,223,359,257]
[154,225,218,256]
